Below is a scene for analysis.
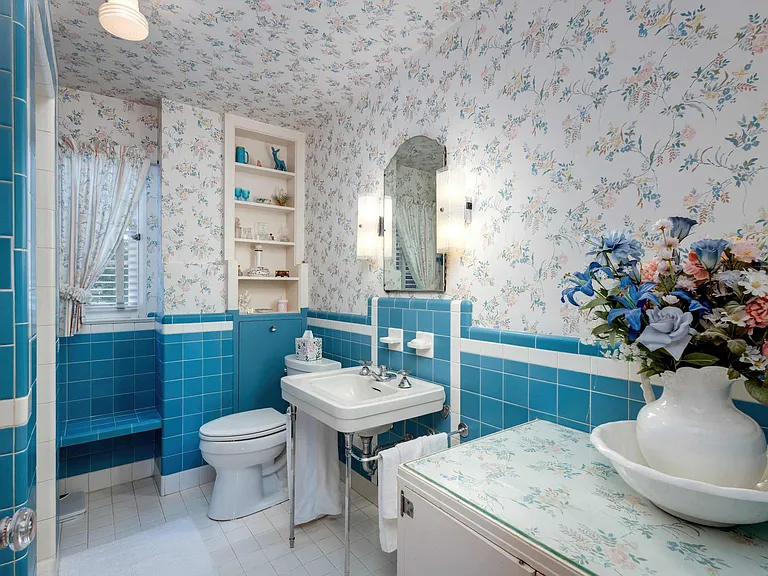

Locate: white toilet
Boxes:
[199,354,341,521]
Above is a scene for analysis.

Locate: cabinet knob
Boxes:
[269,326,277,332]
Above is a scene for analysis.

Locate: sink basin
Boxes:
[281,367,445,434]
[312,373,399,404]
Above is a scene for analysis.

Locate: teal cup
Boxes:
[235,146,249,164]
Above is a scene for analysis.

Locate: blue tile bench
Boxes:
[59,407,162,448]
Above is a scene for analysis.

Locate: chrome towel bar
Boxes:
[350,422,469,464]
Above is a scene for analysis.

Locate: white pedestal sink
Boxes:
[280,367,445,576]
[281,368,445,433]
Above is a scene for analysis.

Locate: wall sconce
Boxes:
[357,195,382,260]
[436,166,471,251]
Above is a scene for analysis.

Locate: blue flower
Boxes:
[587,230,644,265]
[690,238,730,271]
[668,216,697,241]
[613,277,660,308]
[623,261,642,283]
[561,262,600,306]
[606,277,660,339]
[637,307,696,361]
[670,290,710,313]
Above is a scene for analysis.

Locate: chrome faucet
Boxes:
[371,365,397,382]
[358,361,372,376]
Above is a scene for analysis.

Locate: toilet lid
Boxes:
[199,408,286,442]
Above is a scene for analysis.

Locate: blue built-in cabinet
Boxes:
[238,315,302,413]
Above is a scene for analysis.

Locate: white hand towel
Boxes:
[378,446,401,520]
[396,435,425,465]
[377,436,426,554]
[423,432,448,456]
[286,409,342,525]
[377,446,401,554]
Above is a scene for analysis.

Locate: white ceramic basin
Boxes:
[312,373,399,404]
[591,421,768,526]
[281,367,445,434]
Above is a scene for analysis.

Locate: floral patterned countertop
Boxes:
[404,420,768,575]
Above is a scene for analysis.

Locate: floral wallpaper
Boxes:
[305,0,768,335]
[51,0,483,129]
[57,87,162,315]
[58,87,159,161]
[160,99,226,314]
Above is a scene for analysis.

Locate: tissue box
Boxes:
[295,335,322,361]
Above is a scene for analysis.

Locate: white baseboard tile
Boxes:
[200,464,216,485]
[59,459,155,496]
[179,467,200,491]
[155,464,215,496]
[132,459,154,480]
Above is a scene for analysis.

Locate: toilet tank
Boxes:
[284,354,342,376]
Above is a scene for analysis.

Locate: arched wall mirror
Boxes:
[382,136,446,292]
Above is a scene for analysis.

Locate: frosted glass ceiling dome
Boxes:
[98,0,148,42]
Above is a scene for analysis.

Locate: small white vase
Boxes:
[636,366,767,489]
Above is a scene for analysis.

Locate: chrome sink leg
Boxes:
[288,405,297,549]
[344,432,353,576]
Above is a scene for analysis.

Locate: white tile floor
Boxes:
[55,478,396,576]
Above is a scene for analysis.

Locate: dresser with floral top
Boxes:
[397,420,768,576]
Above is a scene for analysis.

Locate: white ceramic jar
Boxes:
[636,366,767,489]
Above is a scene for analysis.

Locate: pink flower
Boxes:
[731,239,760,262]
[681,125,697,141]
[656,259,672,276]
[762,341,768,358]
[683,251,709,283]
[746,297,768,329]
[752,31,768,55]
[675,276,698,291]
[641,259,659,281]
[634,61,655,84]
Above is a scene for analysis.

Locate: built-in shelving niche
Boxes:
[224,114,308,315]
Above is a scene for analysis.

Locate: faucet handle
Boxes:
[358,360,372,376]
[396,370,412,389]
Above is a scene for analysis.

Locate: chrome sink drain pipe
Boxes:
[358,435,378,475]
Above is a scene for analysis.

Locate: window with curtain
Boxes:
[82,163,157,321]
[86,206,141,313]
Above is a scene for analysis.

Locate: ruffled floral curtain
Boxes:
[394,196,440,290]
[59,137,150,336]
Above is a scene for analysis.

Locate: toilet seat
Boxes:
[199,408,286,443]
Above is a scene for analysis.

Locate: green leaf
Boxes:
[727,339,747,356]
[697,327,729,341]
[728,367,742,381]
[723,301,745,314]
[580,298,609,310]
[591,323,611,336]
[745,380,768,406]
[681,353,719,366]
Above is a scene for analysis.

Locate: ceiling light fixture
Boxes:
[98,0,149,42]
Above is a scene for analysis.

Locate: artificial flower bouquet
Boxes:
[562,217,768,404]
